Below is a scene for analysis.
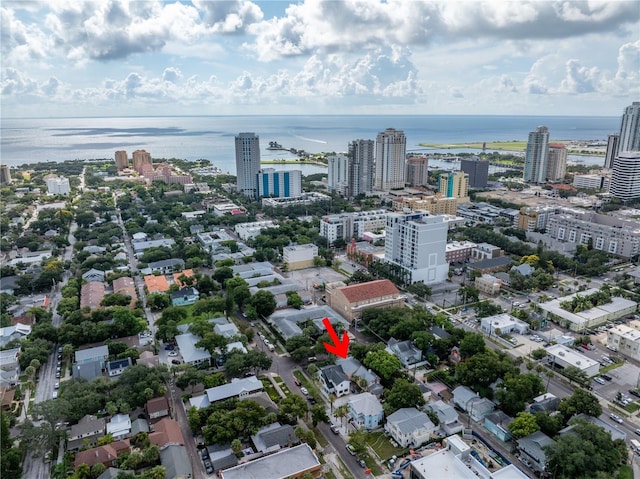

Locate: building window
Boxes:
[557,227,565,240]
[568,230,576,243]
[595,237,604,250]
[608,241,618,254]
[579,233,591,245]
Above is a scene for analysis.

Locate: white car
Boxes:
[168,351,178,357]
[54,382,59,390]
[610,413,623,424]
[300,387,309,395]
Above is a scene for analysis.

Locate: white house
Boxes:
[452,386,495,422]
[480,313,529,336]
[106,414,131,439]
[385,407,435,448]
[189,376,263,409]
[318,365,351,398]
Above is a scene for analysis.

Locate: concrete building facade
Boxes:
[257,168,302,198]
[282,244,318,270]
[327,154,349,194]
[375,128,406,191]
[438,171,469,201]
[619,101,640,154]
[235,132,261,198]
[405,156,429,187]
[348,139,375,198]
[610,151,640,201]
[546,144,567,182]
[524,126,549,184]
[460,157,489,188]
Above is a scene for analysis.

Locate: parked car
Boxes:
[635,429,640,436]
[330,425,339,435]
[54,382,59,390]
[346,444,356,456]
[601,374,612,381]
[358,459,367,468]
[168,351,178,357]
[164,345,174,350]
[294,378,301,387]
[593,377,606,385]
[629,389,640,398]
[300,387,309,396]
[171,360,181,365]
[203,459,214,474]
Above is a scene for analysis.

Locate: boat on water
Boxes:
[267,141,286,150]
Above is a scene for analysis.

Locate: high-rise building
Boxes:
[256,168,302,198]
[460,157,489,188]
[619,102,640,153]
[546,144,567,182]
[523,126,550,184]
[438,171,469,200]
[327,154,349,195]
[375,128,406,190]
[384,211,449,285]
[114,150,128,170]
[604,133,620,169]
[132,149,152,173]
[610,152,640,201]
[347,139,375,198]
[405,156,429,187]
[235,132,261,198]
[0,165,11,184]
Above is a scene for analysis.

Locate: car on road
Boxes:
[171,360,181,365]
[168,351,178,357]
[330,425,339,435]
[346,444,356,455]
[294,378,301,386]
[52,391,58,399]
[635,429,640,436]
[54,382,59,389]
[55,372,61,378]
[203,459,214,474]
[300,387,309,395]
[610,413,624,424]
[358,458,367,468]
[630,389,640,398]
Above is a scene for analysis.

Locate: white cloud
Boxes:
[192,0,263,33]
[162,67,182,84]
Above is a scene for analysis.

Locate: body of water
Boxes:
[1,115,618,172]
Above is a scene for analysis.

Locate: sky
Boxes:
[1,0,639,118]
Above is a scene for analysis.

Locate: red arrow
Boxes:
[322,317,349,358]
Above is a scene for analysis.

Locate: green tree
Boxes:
[363,349,402,381]
[508,412,540,438]
[146,293,170,311]
[558,389,602,423]
[562,365,589,386]
[231,438,243,454]
[459,332,486,358]
[495,373,544,416]
[251,290,277,317]
[384,378,426,414]
[279,394,309,423]
[311,404,329,426]
[213,267,234,285]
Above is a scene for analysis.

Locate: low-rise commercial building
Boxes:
[475,274,502,296]
[220,443,322,479]
[545,344,599,377]
[327,279,404,322]
[282,244,318,271]
[606,324,640,360]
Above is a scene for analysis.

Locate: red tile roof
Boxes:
[337,279,400,304]
[144,275,169,293]
[74,444,118,468]
[149,418,184,447]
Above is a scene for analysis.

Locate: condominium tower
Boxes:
[405,156,429,187]
[347,139,375,198]
[610,152,640,201]
[384,211,449,285]
[132,149,152,173]
[235,132,261,198]
[438,171,469,200]
[114,150,128,170]
[546,144,567,182]
[523,126,550,184]
[375,128,406,190]
[619,102,640,153]
[327,154,349,195]
[460,157,489,188]
[604,133,620,169]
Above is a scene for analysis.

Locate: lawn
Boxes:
[261,379,281,402]
[617,465,632,479]
[293,370,322,401]
[365,431,407,461]
[273,375,292,396]
[420,141,528,152]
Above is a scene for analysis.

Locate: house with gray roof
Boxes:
[517,431,555,474]
[251,422,298,453]
[175,332,211,366]
[452,386,495,422]
[68,415,106,451]
[72,360,103,382]
[0,323,31,347]
[0,275,19,295]
[386,337,423,367]
[97,468,134,479]
[484,410,514,442]
[170,286,199,306]
[189,376,263,409]
[107,358,132,377]
[160,444,192,479]
[213,321,240,338]
[132,238,175,256]
[130,418,150,436]
[220,443,321,479]
[318,364,350,398]
[511,263,534,277]
[425,400,463,435]
[335,357,383,396]
[75,345,109,368]
[206,444,238,472]
[385,407,435,448]
[348,392,384,430]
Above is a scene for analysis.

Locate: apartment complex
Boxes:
[235,132,261,198]
[619,101,640,153]
[606,324,640,361]
[348,139,375,198]
[46,176,71,195]
[391,195,458,216]
[604,133,620,169]
[327,154,349,194]
[319,210,388,245]
[517,205,559,232]
[610,152,640,201]
[438,171,469,201]
[523,126,549,184]
[572,174,611,191]
[132,149,152,173]
[384,211,449,285]
[282,244,318,270]
[460,157,489,188]
[114,150,128,170]
[256,168,302,198]
[375,128,406,191]
[546,144,567,182]
[546,207,640,258]
[405,156,429,187]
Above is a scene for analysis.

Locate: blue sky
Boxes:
[1,0,638,117]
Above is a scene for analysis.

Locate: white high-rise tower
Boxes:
[523,126,550,184]
[235,132,261,198]
[619,102,640,154]
[375,128,406,190]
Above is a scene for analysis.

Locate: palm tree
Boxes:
[335,404,349,428]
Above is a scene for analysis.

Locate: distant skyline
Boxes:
[1,1,639,118]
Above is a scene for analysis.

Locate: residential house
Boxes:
[106,358,132,377]
[146,396,170,421]
[130,418,150,437]
[251,422,298,453]
[452,386,495,422]
[96,468,135,479]
[213,319,241,339]
[335,357,383,396]
[328,279,404,322]
[137,350,160,368]
[82,268,106,283]
[318,364,351,398]
[466,256,513,275]
[0,275,20,295]
[484,411,514,442]
[0,323,31,347]
[517,431,555,474]
[149,418,184,447]
[160,444,192,479]
[68,414,106,451]
[170,287,199,306]
[143,275,170,293]
[106,414,132,439]
[189,376,263,409]
[425,400,464,435]
[480,314,529,336]
[348,392,384,430]
[386,337,423,368]
[72,361,103,381]
[175,333,211,366]
[511,263,534,277]
[206,444,238,473]
[220,443,321,479]
[385,407,435,448]
[148,258,185,275]
[172,269,195,288]
[112,276,137,307]
[527,393,561,414]
[75,345,109,368]
[80,281,105,310]
[83,245,107,255]
[73,440,131,468]
[0,348,20,386]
